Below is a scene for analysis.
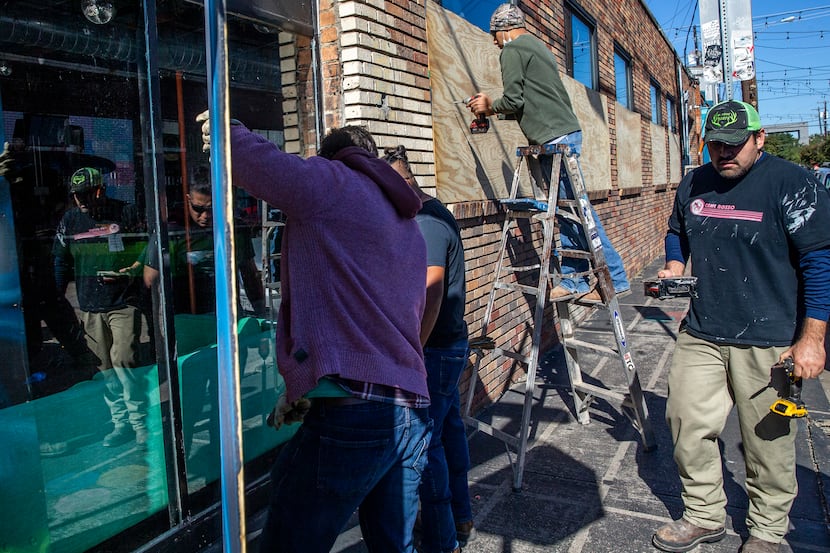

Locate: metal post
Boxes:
[720,0,733,100]
[203,2,246,552]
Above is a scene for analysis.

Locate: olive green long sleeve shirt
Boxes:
[492,34,581,144]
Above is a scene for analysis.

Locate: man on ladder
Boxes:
[468,2,629,301]
[464,3,654,492]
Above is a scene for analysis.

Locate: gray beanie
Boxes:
[490,3,525,32]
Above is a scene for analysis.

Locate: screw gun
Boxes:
[769,357,807,418]
[456,95,490,134]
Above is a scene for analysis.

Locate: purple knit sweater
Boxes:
[230,125,428,402]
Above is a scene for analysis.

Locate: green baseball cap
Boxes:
[704,100,762,146]
[70,167,104,193]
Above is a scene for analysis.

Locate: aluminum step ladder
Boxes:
[463,142,656,491]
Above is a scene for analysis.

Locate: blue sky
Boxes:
[644,0,830,137]
[441,1,830,137]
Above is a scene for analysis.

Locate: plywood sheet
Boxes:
[669,132,682,183]
[426,2,540,202]
[650,123,668,186]
[616,105,643,190]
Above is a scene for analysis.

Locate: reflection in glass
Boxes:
[0,1,296,550]
[571,14,595,89]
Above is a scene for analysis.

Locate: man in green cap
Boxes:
[54,167,148,448]
[652,100,830,553]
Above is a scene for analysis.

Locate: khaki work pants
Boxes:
[82,306,146,430]
[666,330,797,543]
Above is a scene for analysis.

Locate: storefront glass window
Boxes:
[0,2,299,550]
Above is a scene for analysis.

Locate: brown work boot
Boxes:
[551,285,577,300]
[580,287,603,302]
[740,536,780,553]
[652,518,726,552]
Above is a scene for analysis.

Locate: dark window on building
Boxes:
[565,4,597,90]
[666,96,677,132]
[614,47,632,110]
[650,80,662,124]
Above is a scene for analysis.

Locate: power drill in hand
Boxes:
[769,357,807,418]
[456,96,490,134]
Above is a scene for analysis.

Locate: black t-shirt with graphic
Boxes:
[669,154,830,346]
[53,202,143,313]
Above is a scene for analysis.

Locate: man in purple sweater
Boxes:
[198,113,432,553]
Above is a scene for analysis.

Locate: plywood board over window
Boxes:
[616,105,643,190]
[650,123,668,187]
[426,2,531,202]
[669,132,682,184]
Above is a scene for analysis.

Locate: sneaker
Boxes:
[740,536,780,553]
[103,425,134,447]
[551,285,578,300]
[39,441,69,458]
[456,520,476,546]
[652,518,725,552]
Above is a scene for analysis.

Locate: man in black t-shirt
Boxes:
[652,101,830,553]
[53,167,148,448]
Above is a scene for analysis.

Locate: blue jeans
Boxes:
[259,400,432,553]
[420,340,472,553]
[538,132,629,294]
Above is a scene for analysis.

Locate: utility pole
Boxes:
[741,77,758,110]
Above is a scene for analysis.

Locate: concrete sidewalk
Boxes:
[331,256,830,553]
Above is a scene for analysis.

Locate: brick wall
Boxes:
[302,0,697,413]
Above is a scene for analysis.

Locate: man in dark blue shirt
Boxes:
[385,145,474,553]
[652,101,830,553]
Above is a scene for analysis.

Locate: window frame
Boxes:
[565,2,598,90]
[613,45,633,110]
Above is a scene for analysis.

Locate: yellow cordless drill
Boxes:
[769,357,807,418]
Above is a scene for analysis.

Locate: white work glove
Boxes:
[195,109,242,152]
[196,110,211,152]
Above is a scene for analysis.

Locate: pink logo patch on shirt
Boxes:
[689,199,763,222]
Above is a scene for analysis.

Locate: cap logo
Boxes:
[72,172,87,186]
[710,110,738,128]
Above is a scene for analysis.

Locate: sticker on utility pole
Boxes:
[699,0,755,84]
[728,0,755,82]
[699,0,723,84]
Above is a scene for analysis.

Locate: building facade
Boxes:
[0,1,698,550]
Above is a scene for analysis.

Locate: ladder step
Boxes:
[463,416,521,449]
[494,281,543,296]
[572,382,625,403]
[494,348,531,365]
[559,250,595,260]
[564,337,618,356]
[500,199,548,212]
[504,264,543,273]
